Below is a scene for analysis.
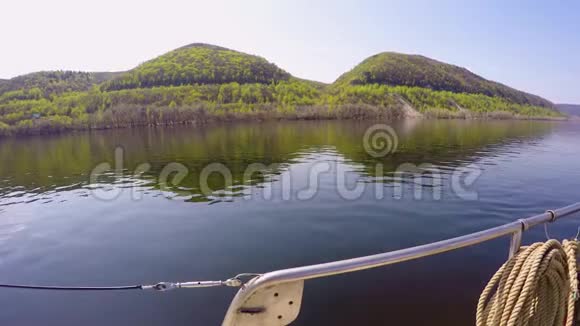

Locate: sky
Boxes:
[1,0,579,103]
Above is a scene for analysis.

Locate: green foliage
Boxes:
[0,71,118,98]
[0,121,10,136]
[102,44,291,91]
[0,79,325,134]
[0,87,43,103]
[0,44,563,136]
[329,84,560,117]
[334,52,554,108]
[0,82,562,135]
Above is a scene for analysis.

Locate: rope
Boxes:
[477,239,579,326]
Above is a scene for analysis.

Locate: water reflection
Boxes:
[0,120,554,205]
[1,120,578,326]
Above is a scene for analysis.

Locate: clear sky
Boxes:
[1,0,579,103]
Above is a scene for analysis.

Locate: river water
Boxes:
[0,120,579,325]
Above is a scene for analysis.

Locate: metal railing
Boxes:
[222,202,580,326]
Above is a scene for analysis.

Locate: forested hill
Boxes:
[333,52,554,108]
[101,43,292,91]
[0,71,122,98]
[0,43,564,136]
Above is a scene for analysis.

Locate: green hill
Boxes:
[0,71,119,95]
[102,43,291,91]
[0,71,121,101]
[0,44,565,136]
[334,52,553,108]
[0,44,323,135]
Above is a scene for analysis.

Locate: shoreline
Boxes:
[0,105,568,138]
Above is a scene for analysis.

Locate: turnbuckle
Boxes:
[143,273,261,292]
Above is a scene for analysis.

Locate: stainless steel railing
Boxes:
[222,202,580,326]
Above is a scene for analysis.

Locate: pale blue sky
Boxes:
[1,0,579,103]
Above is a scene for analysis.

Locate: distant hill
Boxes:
[0,71,121,97]
[0,43,564,136]
[556,104,580,116]
[334,52,554,108]
[102,43,291,91]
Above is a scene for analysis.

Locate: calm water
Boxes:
[0,120,579,325]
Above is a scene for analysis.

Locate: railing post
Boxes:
[508,219,529,259]
[222,278,305,326]
[508,230,522,259]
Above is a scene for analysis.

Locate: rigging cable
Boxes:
[0,273,260,292]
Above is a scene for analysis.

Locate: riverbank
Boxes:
[0,101,565,137]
